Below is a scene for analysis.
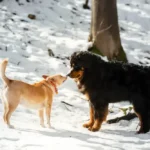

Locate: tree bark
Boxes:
[88,0,127,62]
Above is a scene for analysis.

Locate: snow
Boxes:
[0,0,150,149]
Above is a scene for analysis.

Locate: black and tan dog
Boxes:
[67,51,150,134]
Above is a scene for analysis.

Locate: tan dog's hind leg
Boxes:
[5,103,18,128]
[3,92,20,128]
[3,102,9,123]
[39,109,45,127]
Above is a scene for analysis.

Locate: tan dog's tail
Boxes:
[0,59,10,86]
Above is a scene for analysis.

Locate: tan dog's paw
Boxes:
[40,124,45,128]
[7,124,15,129]
[46,123,51,128]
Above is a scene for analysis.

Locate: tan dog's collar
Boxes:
[43,80,58,94]
[48,80,58,94]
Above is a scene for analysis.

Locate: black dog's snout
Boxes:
[67,72,71,77]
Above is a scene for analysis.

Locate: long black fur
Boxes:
[70,51,150,133]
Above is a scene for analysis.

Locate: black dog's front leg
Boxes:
[88,102,109,132]
[83,102,94,128]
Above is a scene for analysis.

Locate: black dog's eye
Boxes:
[74,65,81,70]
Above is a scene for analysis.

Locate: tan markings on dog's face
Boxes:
[71,63,75,67]
[68,68,84,79]
[47,75,67,86]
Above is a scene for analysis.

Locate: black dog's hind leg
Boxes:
[89,102,108,132]
[133,99,149,133]
[135,110,149,133]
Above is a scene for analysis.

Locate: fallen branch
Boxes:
[61,101,73,111]
[3,24,15,35]
[107,113,137,124]
[61,101,73,107]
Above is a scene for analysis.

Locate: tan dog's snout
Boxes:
[43,74,67,86]
[54,75,67,85]
[60,75,67,83]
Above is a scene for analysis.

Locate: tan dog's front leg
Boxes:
[45,103,52,128]
[39,109,45,127]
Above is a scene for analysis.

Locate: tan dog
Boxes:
[0,59,67,128]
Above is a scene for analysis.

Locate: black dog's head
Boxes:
[67,51,103,79]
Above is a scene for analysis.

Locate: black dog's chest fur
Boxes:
[79,78,129,103]
[75,79,86,93]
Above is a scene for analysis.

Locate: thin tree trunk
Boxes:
[88,0,131,123]
[88,0,127,62]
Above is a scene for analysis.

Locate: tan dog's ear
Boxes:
[42,75,49,79]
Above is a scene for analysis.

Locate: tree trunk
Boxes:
[88,0,127,62]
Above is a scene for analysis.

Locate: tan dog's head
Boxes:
[42,74,67,86]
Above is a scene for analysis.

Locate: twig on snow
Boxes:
[61,101,73,107]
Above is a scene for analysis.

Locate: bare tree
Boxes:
[88,0,133,123]
[88,0,127,62]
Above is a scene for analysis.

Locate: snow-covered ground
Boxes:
[0,0,150,149]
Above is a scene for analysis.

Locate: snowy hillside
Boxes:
[0,0,150,150]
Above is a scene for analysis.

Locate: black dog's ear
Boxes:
[71,51,93,69]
